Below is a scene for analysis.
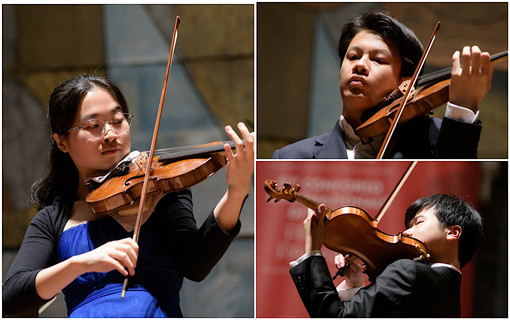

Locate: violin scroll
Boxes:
[264,179,300,203]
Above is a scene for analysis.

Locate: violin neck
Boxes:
[156,141,236,163]
[417,51,508,87]
[293,193,332,217]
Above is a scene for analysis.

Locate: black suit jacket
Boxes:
[272,116,481,159]
[290,256,462,317]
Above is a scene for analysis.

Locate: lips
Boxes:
[101,148,121,155]
[349,76,367,86]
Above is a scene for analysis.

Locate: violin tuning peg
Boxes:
[266,196,273,203]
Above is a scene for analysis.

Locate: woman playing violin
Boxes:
[272,10,495,159]
[290,194,483,317]
[2,75,255,317]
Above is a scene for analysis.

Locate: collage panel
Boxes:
[256,161,507,317]
[257,2,507,160]
[3,4,254,318]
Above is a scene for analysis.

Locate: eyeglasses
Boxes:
[68,113,133,140]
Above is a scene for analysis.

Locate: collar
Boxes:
[339,115,361,150]
[431,262,462,275]
[339,116,382,158]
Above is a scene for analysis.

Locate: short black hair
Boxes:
[337,11,424,78]
[405,194,483,268]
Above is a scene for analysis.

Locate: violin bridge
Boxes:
[135,152,149,173]
[399,80,412,94]
[387,80,415,104]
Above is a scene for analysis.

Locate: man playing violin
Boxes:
[289,194,483,317]
[272,11,494,159]
[3,75,255,317]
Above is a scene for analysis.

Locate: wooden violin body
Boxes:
[264,179,429,281]
[86,141,231,214]
[356,79,450,142]
[324,206,428,280]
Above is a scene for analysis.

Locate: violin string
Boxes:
[153,142,230,156]
[153,141,236,163]
[417,51,507,86]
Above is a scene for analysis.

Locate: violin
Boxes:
[85,141,234,215]
[264,179,429,281]
[356,51,508,143]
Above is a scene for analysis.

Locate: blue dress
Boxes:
[3,190,240,317]
[58,217,181,317]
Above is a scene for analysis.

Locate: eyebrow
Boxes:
[81,106,123,121]
[409,213,425,226]
[347,45,392,56]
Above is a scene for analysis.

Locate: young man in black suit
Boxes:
[290,194,483,317]
[272,11,494,159]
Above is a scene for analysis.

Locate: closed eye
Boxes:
[372,57,388,64]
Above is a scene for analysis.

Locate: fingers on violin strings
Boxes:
[225,124,243,146]
[306,208,316,221]
[238,122,255,157]
[470,46,482,73]
[317,204,327,221]
[224,125,238,159]
[461,46,472,75]
[480,51,492,75]
[225,122,255,160]
[237,122,254,144]
[451,50,461,75]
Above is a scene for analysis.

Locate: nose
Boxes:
[402,227,413,237]
[353,55,369,75]
[101,123,118,143]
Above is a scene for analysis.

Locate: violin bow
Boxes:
[376,22,440,159]
[374,161,418,222]
[121,16,181,298]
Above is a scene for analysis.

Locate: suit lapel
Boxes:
[312,121,348,159]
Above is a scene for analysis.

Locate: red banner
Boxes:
[256,161,480,317]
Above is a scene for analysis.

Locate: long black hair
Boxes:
[30,75,129,209]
